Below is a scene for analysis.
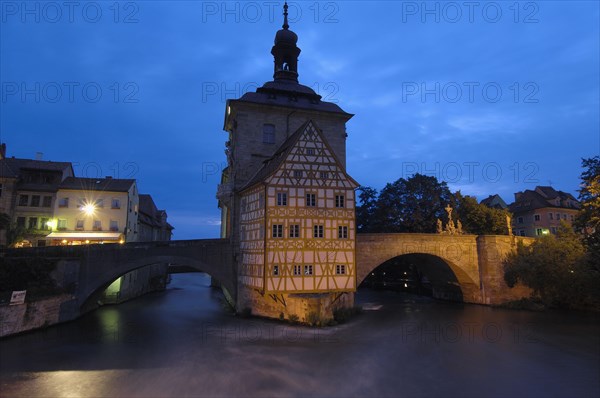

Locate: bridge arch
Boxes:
[356,234,483,303]
[361,253,479,301]
[78,254,235,311]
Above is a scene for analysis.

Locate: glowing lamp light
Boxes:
[82,203,96,216]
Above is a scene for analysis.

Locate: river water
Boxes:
[1,274,599,398]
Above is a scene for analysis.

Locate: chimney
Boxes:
[0,143,6,159]
[514,192,523,201]
[35,152,43,160]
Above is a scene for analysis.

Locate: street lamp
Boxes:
[82,203,96,216]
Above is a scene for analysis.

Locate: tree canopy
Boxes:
[503,223,599,309]
[574,156,600,270]
[356,174,509,235]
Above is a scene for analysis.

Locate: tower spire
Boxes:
[271,1,300,82]
[283,2,289,30]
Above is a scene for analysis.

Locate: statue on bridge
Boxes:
[437,205,464,235]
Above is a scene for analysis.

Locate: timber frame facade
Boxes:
[217,3,358,320]
[239,121,358,295]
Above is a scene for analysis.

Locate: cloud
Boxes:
[446,112,530,135]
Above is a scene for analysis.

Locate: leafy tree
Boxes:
[504,223,599,309]
[455,192,510,235]
[0,257,63,300]
[356,186,379,233]
[574,156,600,271]
[0,213,10,230]
[6,226,26,248]
[374,174,456,233]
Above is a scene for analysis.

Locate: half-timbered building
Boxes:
[217,3,358,320]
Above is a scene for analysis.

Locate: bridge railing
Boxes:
[0,238,231,258]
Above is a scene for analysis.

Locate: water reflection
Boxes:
[1,274,598,398]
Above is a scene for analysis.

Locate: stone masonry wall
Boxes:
[0,294,74,338]
[477,235,534,304]
[238,284,354,323]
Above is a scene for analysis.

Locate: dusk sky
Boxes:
[1,1,598,239]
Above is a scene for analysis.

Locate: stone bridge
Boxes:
[2,233,533,319]
[356,233,534,304]
[2,239,235,318]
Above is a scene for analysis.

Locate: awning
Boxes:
[46,232,123,240]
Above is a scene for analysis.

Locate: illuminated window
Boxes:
[335,195,345,208]
[306,193,316,207]
[277,192,287,206]
[313,225,324,238]
[289,224,300,238]
[272,224,283,238]
[336,265,346,275]
[304,265,313,275]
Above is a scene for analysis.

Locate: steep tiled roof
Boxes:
[241,119,359,192]
[0,157,72,178]
[231,80,352,116]
[59,177,135,192]
[480,194,507,209]
[509,187,580,213]
[241,120,312,191]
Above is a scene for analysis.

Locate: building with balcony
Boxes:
[509,186,580,237]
